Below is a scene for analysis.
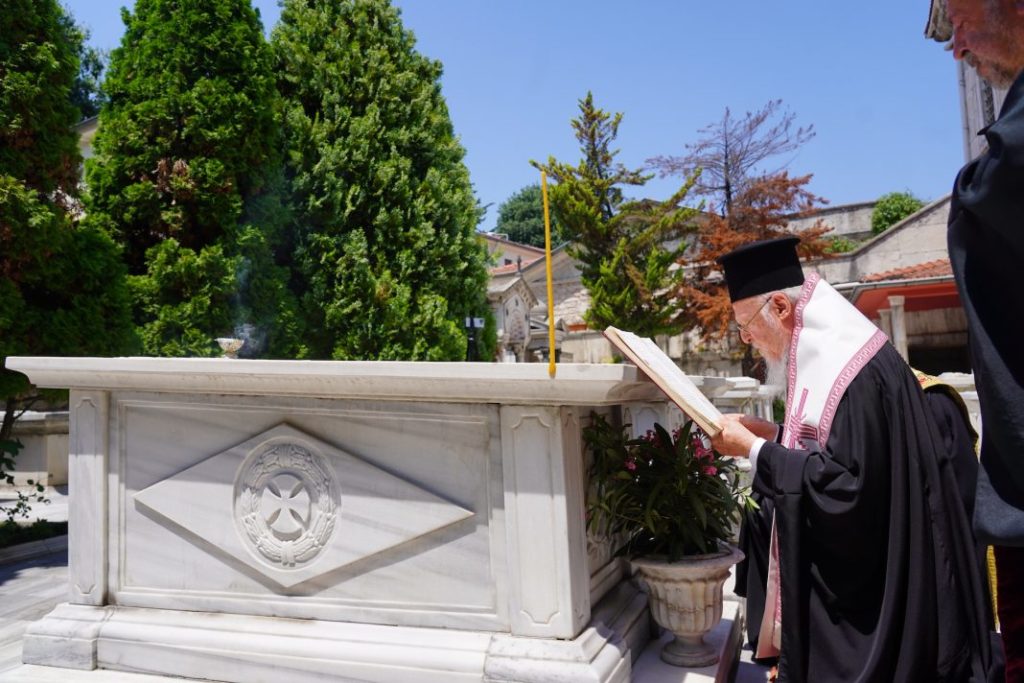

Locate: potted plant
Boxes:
[584,413,752,667]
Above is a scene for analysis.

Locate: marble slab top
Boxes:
[6,357,666,406]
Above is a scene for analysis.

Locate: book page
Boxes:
[604,326,723,436]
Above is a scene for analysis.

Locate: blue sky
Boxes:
[63,1,962,232]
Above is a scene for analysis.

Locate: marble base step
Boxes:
[2,601,746,683]
[14,580,648,683]
[633,601,744,683]
[0,665,176,682]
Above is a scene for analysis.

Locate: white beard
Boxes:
[763,353,789,391]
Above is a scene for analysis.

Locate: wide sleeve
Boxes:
[924,390,979,521]
[754,371,892,605]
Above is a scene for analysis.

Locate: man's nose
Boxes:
[951,32,969,60]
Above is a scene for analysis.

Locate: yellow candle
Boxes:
[540,170,556,378]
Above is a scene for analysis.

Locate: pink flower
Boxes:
[641,429,660,447]
[692,436,714,461]
[703,465,718,476]
[625,458,637,471]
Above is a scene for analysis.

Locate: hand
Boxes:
[710,414,758,457]
[731,413,778,441]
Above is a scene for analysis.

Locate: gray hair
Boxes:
[925,0,952,43]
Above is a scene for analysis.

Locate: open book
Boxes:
[604,326,723,437]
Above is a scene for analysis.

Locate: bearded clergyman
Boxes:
[709,237,1000,682]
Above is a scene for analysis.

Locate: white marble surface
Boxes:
[6,357,740,682]
[6,358,661,680]
[133,422,473,589]
[1,550,755,682]
[0,665,178,682]
[6,357,663,405]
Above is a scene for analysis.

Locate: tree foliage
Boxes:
[534,93,699,337]
[86,0,300,358]
[825,235,858,254]
[0,1,134,511]
[273,0,490,360]
[871,191,924,235]
[0,1,82,201]
[680,172,832,344]
[645,99,830,375]
[494,184,563,248]
[648,99,814,217]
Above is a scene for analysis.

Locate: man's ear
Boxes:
[770,292,793,320]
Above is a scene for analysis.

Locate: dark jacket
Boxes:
[948,69,1024,545]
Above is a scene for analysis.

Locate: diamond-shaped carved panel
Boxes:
[134,423,473,588]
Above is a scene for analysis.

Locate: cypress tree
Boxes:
[1,0,133,440]
[273,0,490,361]
[0,1,81,198]
[534,93,698,337]
[86,0,301,358]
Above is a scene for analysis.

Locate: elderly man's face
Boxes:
[948,0,1024,88]
[732,293,791,364]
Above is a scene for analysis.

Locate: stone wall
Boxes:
[3,412,69,488]
[786,201,876,242]
[809,196,951,284]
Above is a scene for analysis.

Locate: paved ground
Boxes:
[0,487,771,682]
[0,548,771,682]
[734,645,773,683]
[0,550,68,675]
[0,486,69,524]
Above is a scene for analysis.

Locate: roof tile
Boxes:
[859,258,952,283]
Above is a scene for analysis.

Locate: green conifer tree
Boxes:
[0,1,133,477]
[86,0,301,358]
[272,0,491,361]
[534,93,698,337]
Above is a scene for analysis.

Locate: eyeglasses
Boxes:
[737,297,771,340]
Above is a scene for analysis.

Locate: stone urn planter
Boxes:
[631,544,745,667]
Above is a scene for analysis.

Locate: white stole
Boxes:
[756,273,889,658]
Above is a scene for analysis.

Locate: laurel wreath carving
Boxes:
[236,442,337,568]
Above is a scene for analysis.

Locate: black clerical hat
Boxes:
[716,236,805,302]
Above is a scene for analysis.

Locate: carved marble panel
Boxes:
[134,423,473,588]
[500,406,590,639]
[68,391,108,605]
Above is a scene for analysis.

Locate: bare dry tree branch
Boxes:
[647,100,815,217]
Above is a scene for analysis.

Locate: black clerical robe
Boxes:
[753,344,996,682]
[736,474,774,658]
[948,69,1024,546]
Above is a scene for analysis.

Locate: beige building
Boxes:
[483,194,967,377]
[481,232,545,270]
